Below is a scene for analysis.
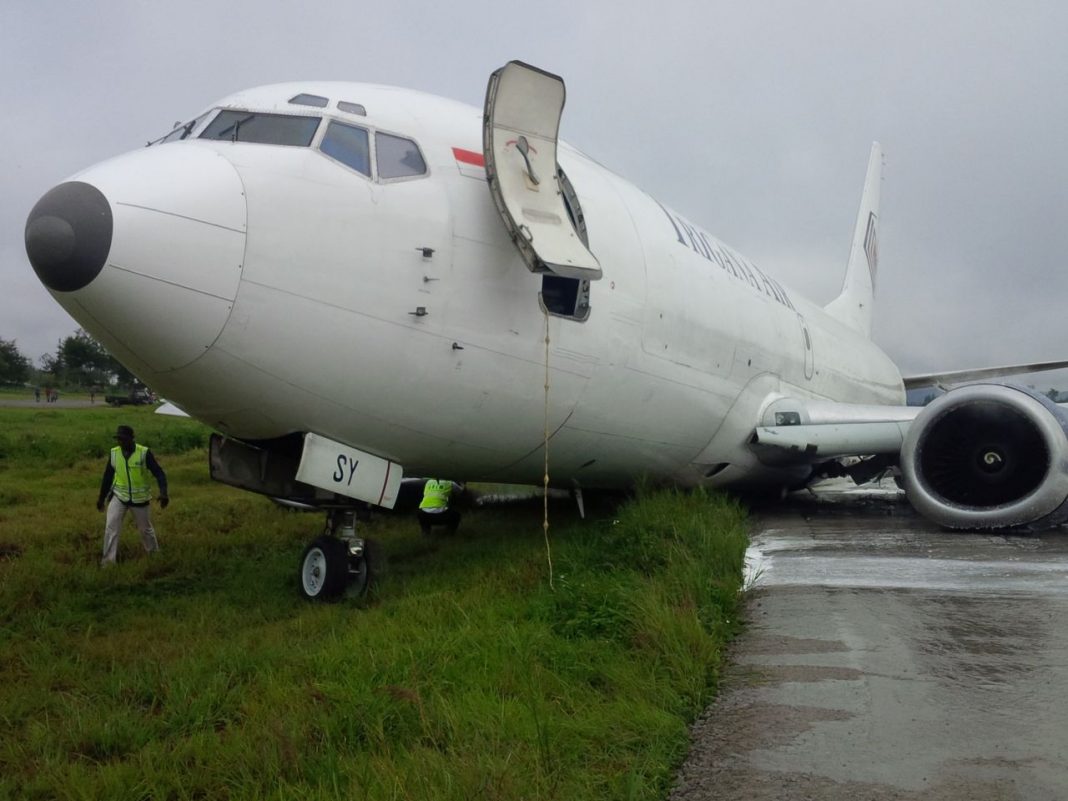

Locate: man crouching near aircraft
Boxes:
[96,425,169,565]
[418,478,460,536]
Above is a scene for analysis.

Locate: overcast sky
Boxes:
[3,0,1066,379]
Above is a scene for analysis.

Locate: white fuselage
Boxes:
[45,82,904,490]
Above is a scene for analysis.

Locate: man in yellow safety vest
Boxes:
[96,424,169,565]
[418,478,460,536]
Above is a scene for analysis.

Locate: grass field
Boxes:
[0,406,749,800]
[0,386,96,401]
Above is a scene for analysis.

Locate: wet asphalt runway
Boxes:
[672,483,1068,801]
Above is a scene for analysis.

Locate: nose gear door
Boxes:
[483,60,601,281]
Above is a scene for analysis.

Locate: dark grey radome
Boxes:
[25,181,113,292]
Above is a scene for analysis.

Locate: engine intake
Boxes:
[901,384,1068,529]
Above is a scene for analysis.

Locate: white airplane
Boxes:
[25,61,1068,599]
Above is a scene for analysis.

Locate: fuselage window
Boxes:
[319,121,371,177]
[289,93,329,108]
[337,101,367,116]
[199,111,320,146]
[376,132,427,179]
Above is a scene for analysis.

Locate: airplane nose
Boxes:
[25,181,113,292]
[32,144,247,375]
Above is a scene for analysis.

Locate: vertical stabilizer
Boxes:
[824,142,882,337]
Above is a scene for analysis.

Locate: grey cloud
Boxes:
[2,0,1066,381]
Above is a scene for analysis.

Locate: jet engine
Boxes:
[900,384,1068,530]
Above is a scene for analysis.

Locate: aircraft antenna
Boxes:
[542,308,554,590]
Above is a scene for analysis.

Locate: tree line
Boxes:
[0,330,135,389]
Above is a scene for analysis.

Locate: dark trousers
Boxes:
[418,508,460,535]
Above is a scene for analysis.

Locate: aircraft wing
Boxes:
[751,384,1068,531]
[767,356,1068,462]
[903,359,1068,390]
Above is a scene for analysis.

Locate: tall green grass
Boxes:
[0,407,748,800]
[0,406,207,467]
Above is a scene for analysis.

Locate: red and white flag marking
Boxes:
[452,147,485,179]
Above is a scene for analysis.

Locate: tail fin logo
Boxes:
[864,212,879,285]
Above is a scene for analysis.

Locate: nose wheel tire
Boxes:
[299,536,350,601]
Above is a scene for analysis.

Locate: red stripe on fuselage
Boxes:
[378,460,392,506]
[452,147,485,167]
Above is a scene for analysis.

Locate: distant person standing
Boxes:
[418,479,460,536]
[96,425,169,565]
[33,387,40,402]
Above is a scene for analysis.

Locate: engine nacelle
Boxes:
[901,384,1068,530]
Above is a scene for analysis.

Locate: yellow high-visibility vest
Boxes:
[419,479,451,510]
[111,444,151,503]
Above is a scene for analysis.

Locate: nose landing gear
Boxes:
[298,508,375,601]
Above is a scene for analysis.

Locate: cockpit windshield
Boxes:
[149,111,214,146]
[199,111,321,146]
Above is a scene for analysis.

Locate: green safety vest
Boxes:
[111,444,152,504]
[419,479,451,511]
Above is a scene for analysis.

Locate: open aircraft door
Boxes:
[483,61,601,282]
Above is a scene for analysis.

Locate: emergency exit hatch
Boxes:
[483,61,601,282]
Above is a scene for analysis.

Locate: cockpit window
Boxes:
[199,111,320,146]
[319,121,371,177]
[150,111,214,146]
[337,101,367,116]
[289,93,329,108]
[376,132,426,179]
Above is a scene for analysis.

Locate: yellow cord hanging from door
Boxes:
[542,306,554,590]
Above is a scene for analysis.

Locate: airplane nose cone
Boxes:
[25,181,113,292]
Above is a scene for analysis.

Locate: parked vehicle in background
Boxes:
[105,387,157,407]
